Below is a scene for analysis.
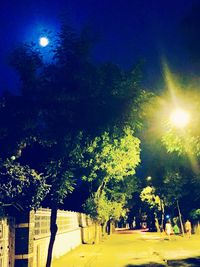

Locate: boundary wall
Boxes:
[1,208,98,267]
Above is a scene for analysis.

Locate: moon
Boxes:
[39,37,49,47]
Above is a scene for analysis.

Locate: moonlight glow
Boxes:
[170,108,190,128]
[39,37,49,47]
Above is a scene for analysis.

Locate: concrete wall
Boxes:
[81,225,96,244]
[33,228,82,267]
[0,209,98,267]
[33,209,83,267]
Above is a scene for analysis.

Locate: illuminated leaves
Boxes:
[162,129,200,156]
[84,191,126,223]
[83,127,140,222]
[84,127,140,183]
[0,159,49,210]
[140,186,162,211]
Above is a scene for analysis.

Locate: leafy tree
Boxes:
[0,159,49,211]
[84,190,126,238]
[161,170,186,235]
[83,127,140,187]
[134,73,200,227]
[9,43,43,95]
[83,127,140,238]
[5,23,100,266]
[140,186,164,232]
[190,209,200,220]
[5,20,145,265]
[84,191,125,225]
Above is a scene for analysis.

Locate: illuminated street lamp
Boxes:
[146,176,152,182]
[170,108,190,128]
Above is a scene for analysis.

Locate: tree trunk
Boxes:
[94,221,100,244]
[96,180,107,199]
[160,199,165,232]
[46,204,58,267]
[177,200,184,236]
[107,219,111,235]
[94,180,107,242]
[154,212,161,232]
[101,222,106,236]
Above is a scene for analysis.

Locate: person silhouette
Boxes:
[165,220,172,240]
[185,219,192,238]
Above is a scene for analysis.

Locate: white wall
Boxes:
[33,228,82,267]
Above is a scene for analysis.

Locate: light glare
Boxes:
[170,108,189,128]
[39,37,49,47]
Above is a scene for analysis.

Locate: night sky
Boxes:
[0,0,199,94]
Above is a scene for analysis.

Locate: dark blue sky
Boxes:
[0,0,198,93]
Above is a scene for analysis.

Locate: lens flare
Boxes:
[170,108,190,128]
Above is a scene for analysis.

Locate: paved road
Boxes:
[52,229,200,267]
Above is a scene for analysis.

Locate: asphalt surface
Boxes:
[52,229,200,267]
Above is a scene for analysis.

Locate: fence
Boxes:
[15,208,98,267]
[0,208,99,267]
[2,209,199,267]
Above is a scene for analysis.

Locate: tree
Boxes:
[0,159,49,211]
[140,186,164,232]
[133,68,200,226]
[82,127,140,238]
[6,20,145,265]
[6,23,100,266]
[162,170,187,234]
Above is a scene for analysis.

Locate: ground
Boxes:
[52,229,200,267]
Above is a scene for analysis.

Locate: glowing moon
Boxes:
[39,37,49,47]
[170,108,190,128]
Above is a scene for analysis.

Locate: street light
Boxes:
[170,108,190,128]
[146,176,152,182]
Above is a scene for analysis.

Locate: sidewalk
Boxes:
[52,230,200,267]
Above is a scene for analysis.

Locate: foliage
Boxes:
[83,191,126,223]
[162,170,186,205]
[162,129,200,156]
[9,43,43,94]
[134,79,200,220]
[5,21,145,267]
[82,127,140,184]
[82,127,140,222]
[44,133,86,204]
[45,160,75,204]
[0,159,49,211]
[129,90,155,132]
[4,21,145,219]
[140,186,162,210]
[190,209,200,220]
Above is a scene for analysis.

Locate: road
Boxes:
[52,229,200,267]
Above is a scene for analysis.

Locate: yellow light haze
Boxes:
[170,108,190,128]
